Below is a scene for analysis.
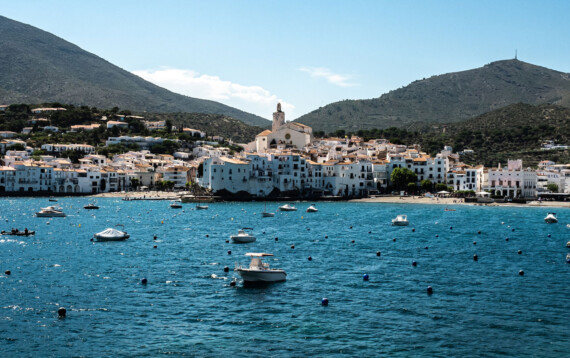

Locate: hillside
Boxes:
[354,103,570,167]
[297,59,570,133]
[0,15,270,128]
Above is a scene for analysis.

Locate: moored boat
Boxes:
[391,214,409,226]
[230,228,256,243]
[36,206,66,217]
[306,205,318,213]
[235,253,287,282]
[84,203,99,210]
[261,202,274,217]
[279,204,297,211]
[170,201,182,208]
[544,213,558,224]
[93,228,130,242]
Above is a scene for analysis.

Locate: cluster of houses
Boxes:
[0,103,569,198]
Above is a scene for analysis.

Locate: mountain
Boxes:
[0,15,269,128]
[296,59,570,133]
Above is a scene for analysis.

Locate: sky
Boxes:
[2,1,570,122]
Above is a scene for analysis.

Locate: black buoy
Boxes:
[505,237,509,242]
[153,235,157,240]
[291,245,295,249]
[307,228,310,231]
[547,234,551,238]
[412,228,415,232]
[308,256,312,261]
[5,270,11,275]
[141,278,148,285]
[225,240,229,243]
[368,231,371,234]
[392,238,396,242]
[412,261,417,267]
[350,226,353,229]
[478,231,481,234]
[519,270,524,276]
[227,250,231,255]
[427,286,433,295]
[275,237,278,241]
[473,241,477,245]
[363,274,369,281]
[153,245,157,249]
[351,240,355,243]
[473,254,478,261]
[90,238,94,241]
[450,226,453,230]
[58,307,66,318]
[376,251,381,257]
[435,234,439,238]
[230,280,236,287]
[512,228,515,232]
[518,250,522,255]
[321,298,329,306]
[424,246,429,250]
[325,235,328,239]
[223,266,229,272]
[206,234,209,238]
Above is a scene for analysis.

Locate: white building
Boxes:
[484,159,537,198]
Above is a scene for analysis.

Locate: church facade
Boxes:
[254,103,313,153]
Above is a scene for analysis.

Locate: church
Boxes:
[253,103,313,152]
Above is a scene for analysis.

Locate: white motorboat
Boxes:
[230,228,256,243]
[306,205,318,213]
[93,228,130,242]
[36,206,66,217]
[235,253,287,282]
[196,204,209,210]
[391,214,409,226]
[544,213,558,224]
[279,204,297,211]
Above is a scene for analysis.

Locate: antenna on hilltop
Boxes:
[515,49,517,60]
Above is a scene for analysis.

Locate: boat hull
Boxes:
[36,213,66,217]
[93,234,130,242]
[261,212,275,217]
[392,221,409,226]
[236,269,286,282]
[231,235,256,243]
[1,231,35,236]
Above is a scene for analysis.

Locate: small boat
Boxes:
[544,213,558,224]
[48,197,58,202]
[306,205,318,213]
[230,228,256,243]
[279,204,297,211]
[567,253,570,264]
[261,202,275,217]
[444,208,456,212]
[1,229,35,236]
[391,214,409,226]
[93,228,130,242]
[196,204,209,210]
[36,206,66,217]
[235,253,287,282]
[84,203,99,210]
[170,202,182,209]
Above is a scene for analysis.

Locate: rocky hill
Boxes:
[296,59,570,133]
[0,15,270,128]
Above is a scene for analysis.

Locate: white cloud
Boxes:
[299,67,356,87]
[132,68,295,120]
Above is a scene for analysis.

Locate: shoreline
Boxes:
[91,191,570,208]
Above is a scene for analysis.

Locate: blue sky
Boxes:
[2,1,570,121]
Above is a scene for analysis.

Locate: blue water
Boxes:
[1,198,569,357]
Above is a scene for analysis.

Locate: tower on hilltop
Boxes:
[272,103,285,132]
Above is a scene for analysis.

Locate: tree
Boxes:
[407,182,417,194]
[166,119,173,133]
[420,179,433,193]
[130,178,140,190]
[546,183,559,193]
[390,167,417,190]
[435,183,450,192]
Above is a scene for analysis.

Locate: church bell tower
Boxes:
[272,102,285,132]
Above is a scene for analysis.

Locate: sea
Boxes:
[1,198,569,357]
